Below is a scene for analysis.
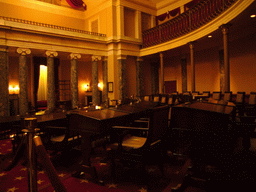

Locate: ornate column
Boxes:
[45,51,58,113]
[136,57,144,97]
[159,52,164,94]
[118,55,127,101]
[0,47,9,116]
[181,57,188,93]
[70,53,81,109]
[102,56,108,103]
[92,55,101,106]
[151,62,159,95]
[220,24,231,92]
[17,48,31,116]
[189,42,195,92]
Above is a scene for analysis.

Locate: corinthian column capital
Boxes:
[45,51,58,57]
[70,53,81,60]
[17,48,31,55]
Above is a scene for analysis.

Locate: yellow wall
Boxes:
[0,1,86,30]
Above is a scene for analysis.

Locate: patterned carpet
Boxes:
[2,138,256,192]
[0,138,194,192]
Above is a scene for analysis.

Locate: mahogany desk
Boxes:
[68,102,161,183]
[171,102,240,190]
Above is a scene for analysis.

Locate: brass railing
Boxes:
[142,0,237,48]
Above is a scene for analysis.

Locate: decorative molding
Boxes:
[45,51,58,57]
[117,55,127,60]
[0,16,106,37]
[70,53,81,60]
[17,48,31,55]
[92,55,101,61]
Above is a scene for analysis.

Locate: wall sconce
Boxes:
[9,85,20,94]
[98,82,103,90]
[84,84,90,92]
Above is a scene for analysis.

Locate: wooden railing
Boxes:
[142,0,237,48]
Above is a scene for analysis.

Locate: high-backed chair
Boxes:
[192,91,199,96]
[143,95,150,102]
[235,92,246,116]
[153,95,160,102]
[107,105,170,185]
[160,95,167,105]
[212,92,221,100]
[43,114,81,154]
[223,92,232,102]
[244,92,256,116]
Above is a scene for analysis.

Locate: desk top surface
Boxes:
[175,102,235,114]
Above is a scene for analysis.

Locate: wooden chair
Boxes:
[143,95,150,102]
[42,114,81,154]
[107,105,170,185]
[212,92,221,100]
[223,91,232,102]
[160,95,167,105]
[153,95,160,102]
[244,92,256,116]
[235,92,246,116]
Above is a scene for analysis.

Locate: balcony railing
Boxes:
[142,0,238,48]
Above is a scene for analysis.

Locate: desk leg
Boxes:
[72,132,104,185]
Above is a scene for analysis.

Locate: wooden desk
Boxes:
[68,102,160,183]
[171,102,239,190]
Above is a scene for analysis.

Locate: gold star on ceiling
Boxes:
[15,176,25,180]
[138,187,147,192]
[7,187,19,192]
[107,183,117,188]
[58,173,66,177]
[0,172,7,176]
[80,179,89,183]
[38,171,45,174]
[20,168,27,171]
[37,179,44,184]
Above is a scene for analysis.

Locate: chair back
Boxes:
[153,95,160,102]
[236,92,245,104]
[161,96,166,104]
[202,91,210,97]
[248,92,256,105]
[212,92,221,100]
[144,105,170,147]
[192,91,199,96]
[144,95,150,102]
[223,92,232,102]
[168,97,173,105]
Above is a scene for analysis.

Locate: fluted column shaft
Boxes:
[70,53,81,109]
[102,57,108,103]
[46,51,58,113]
[159,52,164,94]
[0,47,9,116]
[221,24,231,92]
[92,56,101,105]
[189,42,195,92]
[17,48,31,116]
[136,57,144,97]
[118,55,127,101]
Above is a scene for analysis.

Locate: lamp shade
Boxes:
[66,0,87,10]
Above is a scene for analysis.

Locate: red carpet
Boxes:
[0,139,203,192]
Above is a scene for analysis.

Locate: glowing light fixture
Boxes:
[9,85,20,94]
